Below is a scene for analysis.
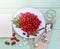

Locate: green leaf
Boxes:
[16,23,19,27]
[12,18,19,27]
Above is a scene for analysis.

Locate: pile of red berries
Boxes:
[18,12,41,36]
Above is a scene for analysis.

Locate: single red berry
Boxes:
[11,41,16,45]
[12,33,15,37]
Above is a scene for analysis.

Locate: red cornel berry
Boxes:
[18,12,41,36]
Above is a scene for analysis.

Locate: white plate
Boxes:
[13,8,45,38]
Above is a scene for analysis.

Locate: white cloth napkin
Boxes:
[0,14,12,37]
